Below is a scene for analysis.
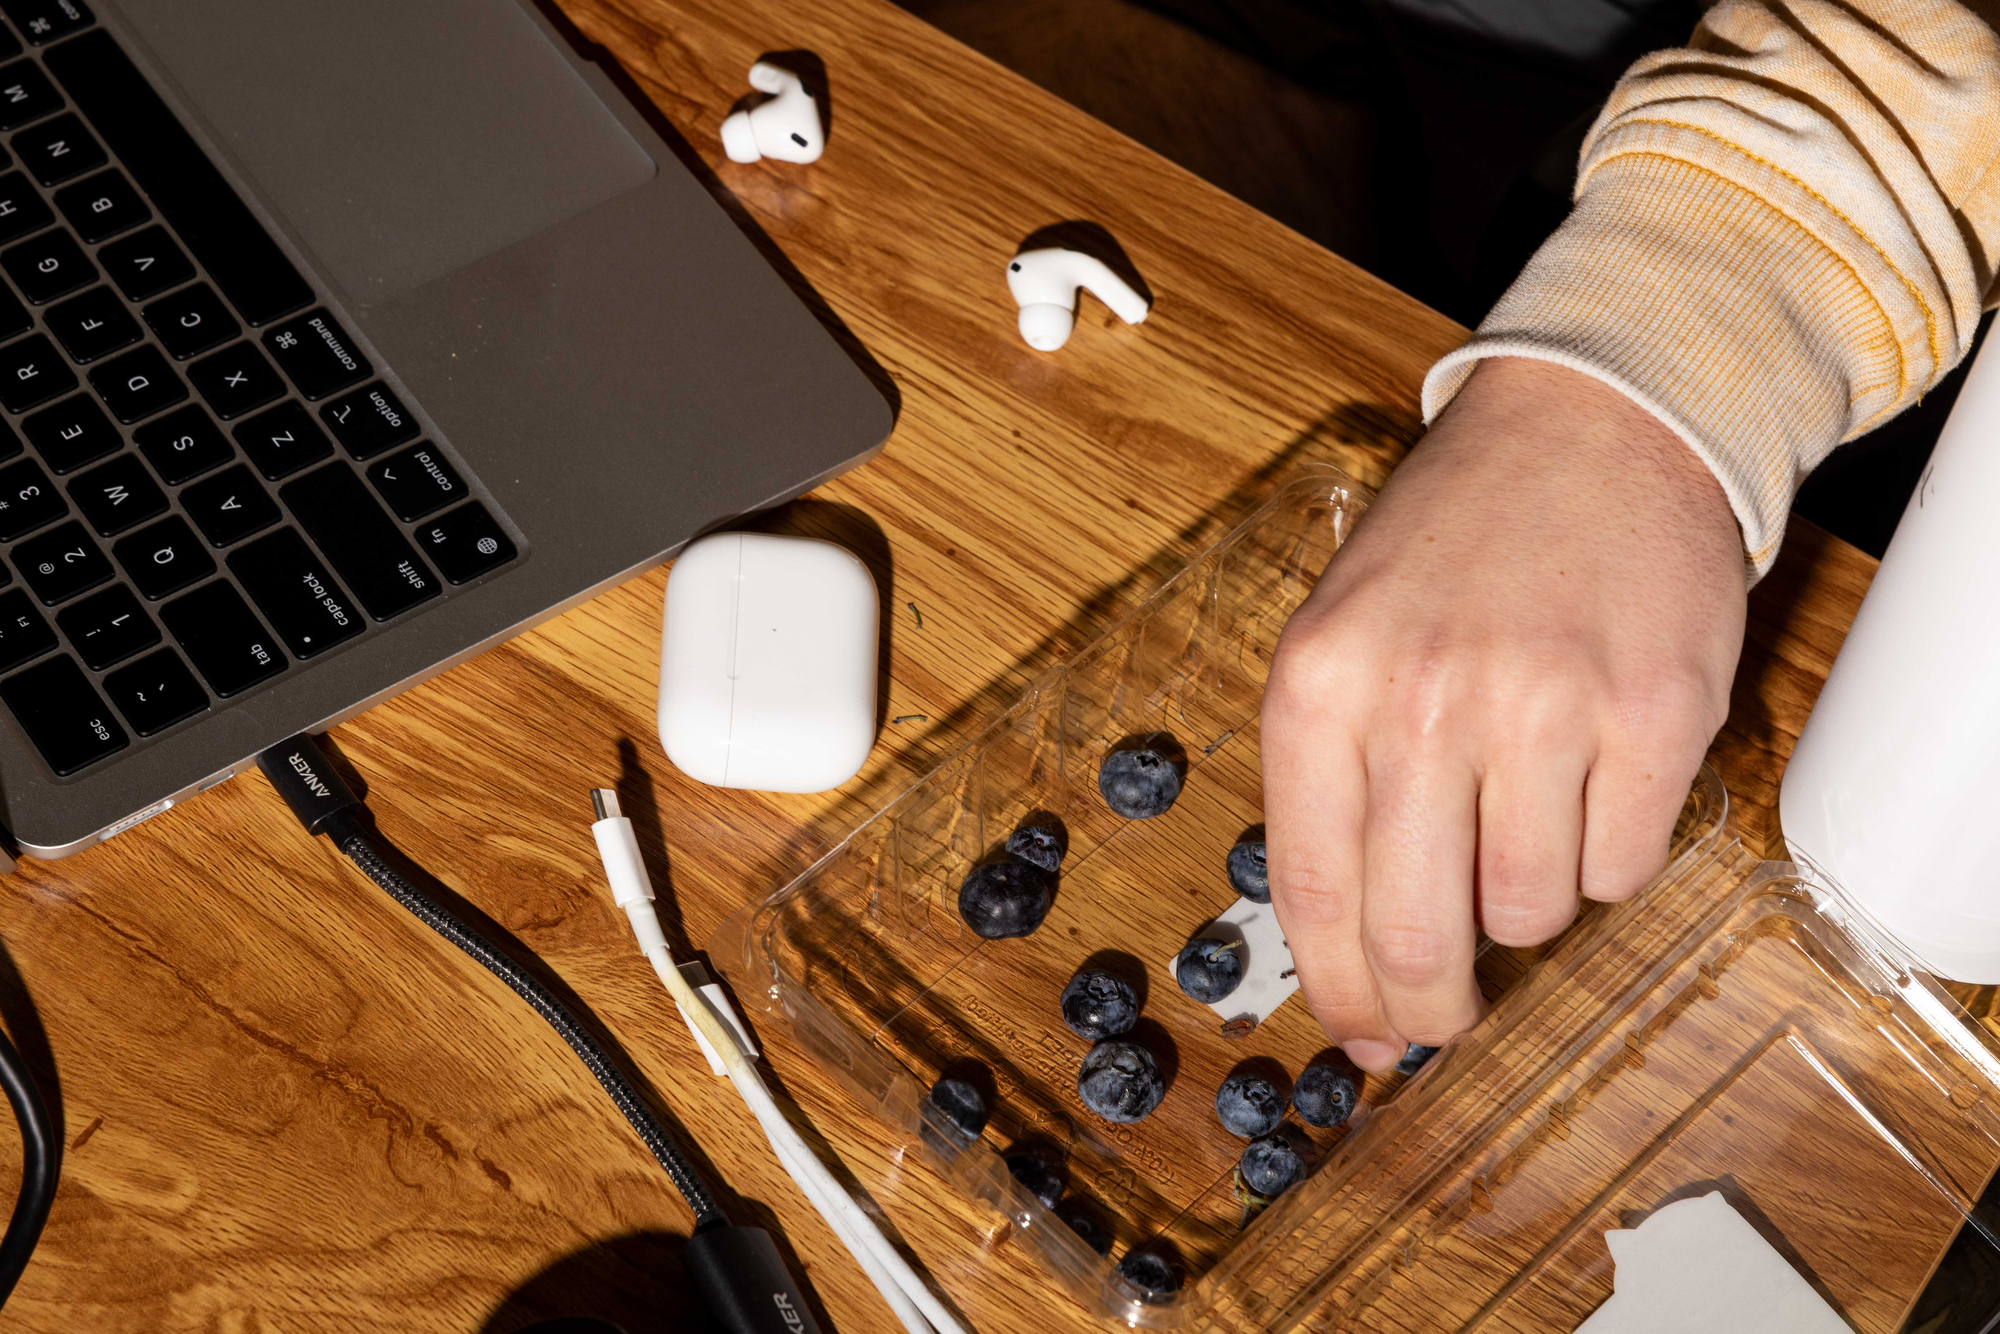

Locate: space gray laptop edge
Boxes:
[0,0,894,857]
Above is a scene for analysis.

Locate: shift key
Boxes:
[278,462,438,620]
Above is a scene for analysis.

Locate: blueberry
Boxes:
[1226,839,1269,904]
[1006,822,1066,875]
[1116,1250,1179,1296]
[1098,746,1183,819]
[957,859,1053,938]
[1395,1043,1439,1075]
[1005,1152,1064,1209]
[1063,1207,1112,1255]
[1173,937,1243,1003]
[1238,1133,1306,1197]
[1290,1064,1357,1129]
[1214,1072,1285,1138]
[929,1077,988,1137]
[1060,969,1138,1041]
[1077,1039,1166,1123]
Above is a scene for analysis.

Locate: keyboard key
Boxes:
[47,34,311,326]
[0,333,74,410]
[111,514,211,599]
[0,457,63,538]
[0,587,52,671]
[12,112,101,185]
[262,309,370,400]
[319,381,418,460]
[134,403,229,484]
[53,166,143,242]
[0,1,92,46]
[187,341,282,419]
[232,400,331,481]
[0,24,17,61]
[228,527,361,659]
[23,392,116,471]
[181,464,277,546]
[0,417,20,462]
[67,451,164,534]
[0,171,45,249]
[159,580,282,696]
[98,225,191,301]
[278,463,439,620]
[368,443,465,521]
[45,283,137,361]
[15,518,110,603]
[55,580,154,668]
[143,282,236,360]
[1,653,126,774]
[1,225,90,302]
[102,646,203,735]
[416,503,517,584]
[0,59,58,129]
[88,343,183,421]
[0,276,27,342]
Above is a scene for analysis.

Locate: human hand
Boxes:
[1263,357,1746,1071]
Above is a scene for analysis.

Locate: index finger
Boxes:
[1262,652,1404,1070]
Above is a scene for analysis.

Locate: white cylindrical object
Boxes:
[1782,331,2000,981]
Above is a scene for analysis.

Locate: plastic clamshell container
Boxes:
[712,466,2000,1330]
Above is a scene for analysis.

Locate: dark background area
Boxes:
[899,0,1983,560]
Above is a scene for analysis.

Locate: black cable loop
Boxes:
[0,1025,55,1306]
[336,832,727,1232]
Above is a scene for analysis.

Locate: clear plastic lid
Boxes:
[712,467,2000,1330]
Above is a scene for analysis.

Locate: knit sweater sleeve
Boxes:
[1421,0,2000,577]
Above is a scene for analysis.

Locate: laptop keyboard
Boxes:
[0,3,520,779]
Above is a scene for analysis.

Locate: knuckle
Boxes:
[1363,919,1460,987]
[1479,893,1577,946]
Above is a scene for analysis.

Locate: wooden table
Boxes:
[0,0,1903,1329]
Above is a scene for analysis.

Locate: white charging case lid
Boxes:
[658,532,879,793]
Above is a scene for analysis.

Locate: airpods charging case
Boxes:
[658,532,879,793]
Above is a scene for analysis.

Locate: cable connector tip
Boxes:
[590,788,621,821]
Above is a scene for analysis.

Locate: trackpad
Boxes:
[112,0,657,306]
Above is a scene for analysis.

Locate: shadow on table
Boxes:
[478,1229,701,1334]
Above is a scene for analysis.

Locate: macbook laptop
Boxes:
[0,0,894,859]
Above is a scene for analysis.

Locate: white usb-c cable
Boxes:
[588,790,968,1334]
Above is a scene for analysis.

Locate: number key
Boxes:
[14,518,111,604]
[0,456,63,539]
[55,581,157,669]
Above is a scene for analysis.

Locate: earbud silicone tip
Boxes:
[1018,303,1075,352]
[720,110,762,164]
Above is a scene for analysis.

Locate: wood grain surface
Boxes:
[0,0,1918,1330]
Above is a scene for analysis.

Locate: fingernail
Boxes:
[1342,1039,1403,1072]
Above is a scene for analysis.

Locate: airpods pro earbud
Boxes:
[720,62,825,165]
[1006,248,1150,351]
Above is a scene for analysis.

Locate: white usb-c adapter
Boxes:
[658,532,879,793]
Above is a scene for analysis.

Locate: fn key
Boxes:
[1,653,129,774]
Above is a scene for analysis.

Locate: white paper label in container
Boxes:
[1161,897,1299,1026]
[1574,1192,1849,1334]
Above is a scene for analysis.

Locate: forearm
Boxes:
[1425,0,2000,577]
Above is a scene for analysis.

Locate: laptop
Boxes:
[0,0,895,858]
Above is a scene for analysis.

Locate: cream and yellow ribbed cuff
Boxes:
[1423,155,1902,580]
